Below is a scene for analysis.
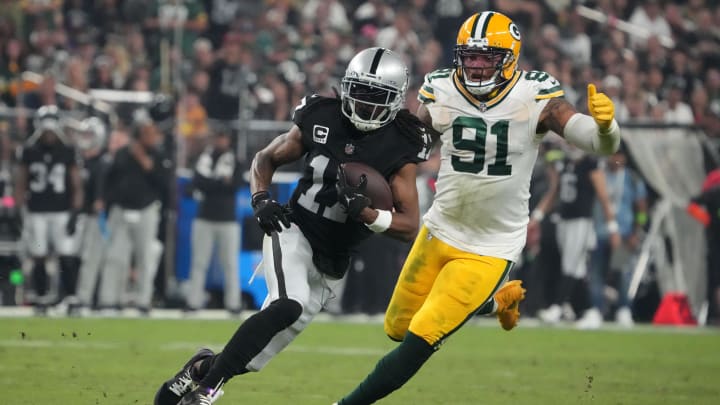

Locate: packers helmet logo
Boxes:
[509,23,521,40]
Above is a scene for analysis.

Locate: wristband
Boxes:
[366,209,392,233]
[607,220,620,233]
[251,191,270,208]
[531,209,545,222]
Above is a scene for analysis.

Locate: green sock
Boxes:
[338,332,436,405]
[475,298,497,316]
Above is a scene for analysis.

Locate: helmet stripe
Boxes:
[368,47,386,75]
[479,11,495,38]
[469,13,481,38]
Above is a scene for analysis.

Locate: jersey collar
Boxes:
[452,70,521,111]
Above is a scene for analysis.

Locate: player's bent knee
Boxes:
[266,298,303,326]
[384,317,407,342]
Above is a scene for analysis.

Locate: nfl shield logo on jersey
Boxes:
[344,143,355,155]
[478,103,488,112]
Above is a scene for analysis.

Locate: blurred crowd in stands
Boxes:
[1,0,719,155]
[0,0,718,325]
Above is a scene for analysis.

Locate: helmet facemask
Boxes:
[454,45,515,96]
[341,77,403,132]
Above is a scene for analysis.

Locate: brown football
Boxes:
[340,162,394,210]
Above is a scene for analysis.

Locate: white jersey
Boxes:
[418,68,564,261]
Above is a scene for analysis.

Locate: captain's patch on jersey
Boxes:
[313,125,329,144]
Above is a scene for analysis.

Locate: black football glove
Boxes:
[66,210,79,236]
[337,165,372,220]
[251,191,291,236]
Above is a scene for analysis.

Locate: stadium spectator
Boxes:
[99,110,170,314]
[662,78,694,125]
[72,117,111,315]
[203,32,253,121]
[301,0,350,33]
[144,0,208,56]
[374,11,421,60]
[589,144,648,328]
[560,10,591,67]
[628,0,672,51]
[184,124,243,315]
[203,0,247,48]
[176,89,209,166]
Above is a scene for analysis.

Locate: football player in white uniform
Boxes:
[335,11,621,405]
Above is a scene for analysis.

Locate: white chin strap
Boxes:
[347,102,391,132]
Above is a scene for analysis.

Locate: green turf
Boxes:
[1,317,719,405]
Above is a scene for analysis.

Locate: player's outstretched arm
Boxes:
[538,84,621,155]
[250,125,306,195]
[356,162,420,242]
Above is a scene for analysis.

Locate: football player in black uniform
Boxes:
[537,146,620,327]
[15,105,84,313]
[154,47,431,405]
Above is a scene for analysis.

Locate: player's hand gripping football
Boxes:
[587,84,615,133]
[251,191,291,236]
[337,165,372,220]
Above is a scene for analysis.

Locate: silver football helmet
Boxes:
[29,104,67,145]
[76,117,108,151]
[341,47,409,132]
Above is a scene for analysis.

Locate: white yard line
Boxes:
[0,339,387,356]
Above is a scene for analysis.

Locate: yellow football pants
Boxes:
[384,225,512,346]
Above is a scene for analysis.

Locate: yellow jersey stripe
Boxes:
[421,84,434,94]
[535,90,565,100]
[418,88,435,100]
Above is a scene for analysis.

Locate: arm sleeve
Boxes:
[563,113,621,155]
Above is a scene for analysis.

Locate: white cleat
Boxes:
[576,308,603,330]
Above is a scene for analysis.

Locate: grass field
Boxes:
[1,316,719,405]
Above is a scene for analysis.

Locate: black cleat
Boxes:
[154,348,215,405]
[178,383,224,405]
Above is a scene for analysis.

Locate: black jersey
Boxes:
[20,142,79,213]
[288,95,429,262]
[556,155,599,219]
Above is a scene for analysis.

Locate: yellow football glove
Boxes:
[587,84,615,132]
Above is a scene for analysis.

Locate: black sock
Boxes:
[193,355,215,380]
[573,277,591,313]
[32,259,48,298]
[200,298,302,388]
[338,332,436,405]
[556,275,576,306]
[59,256,80,296]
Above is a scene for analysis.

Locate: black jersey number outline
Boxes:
[28,162,66,194]
[296,154,348,223]
[451,117,512,175]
